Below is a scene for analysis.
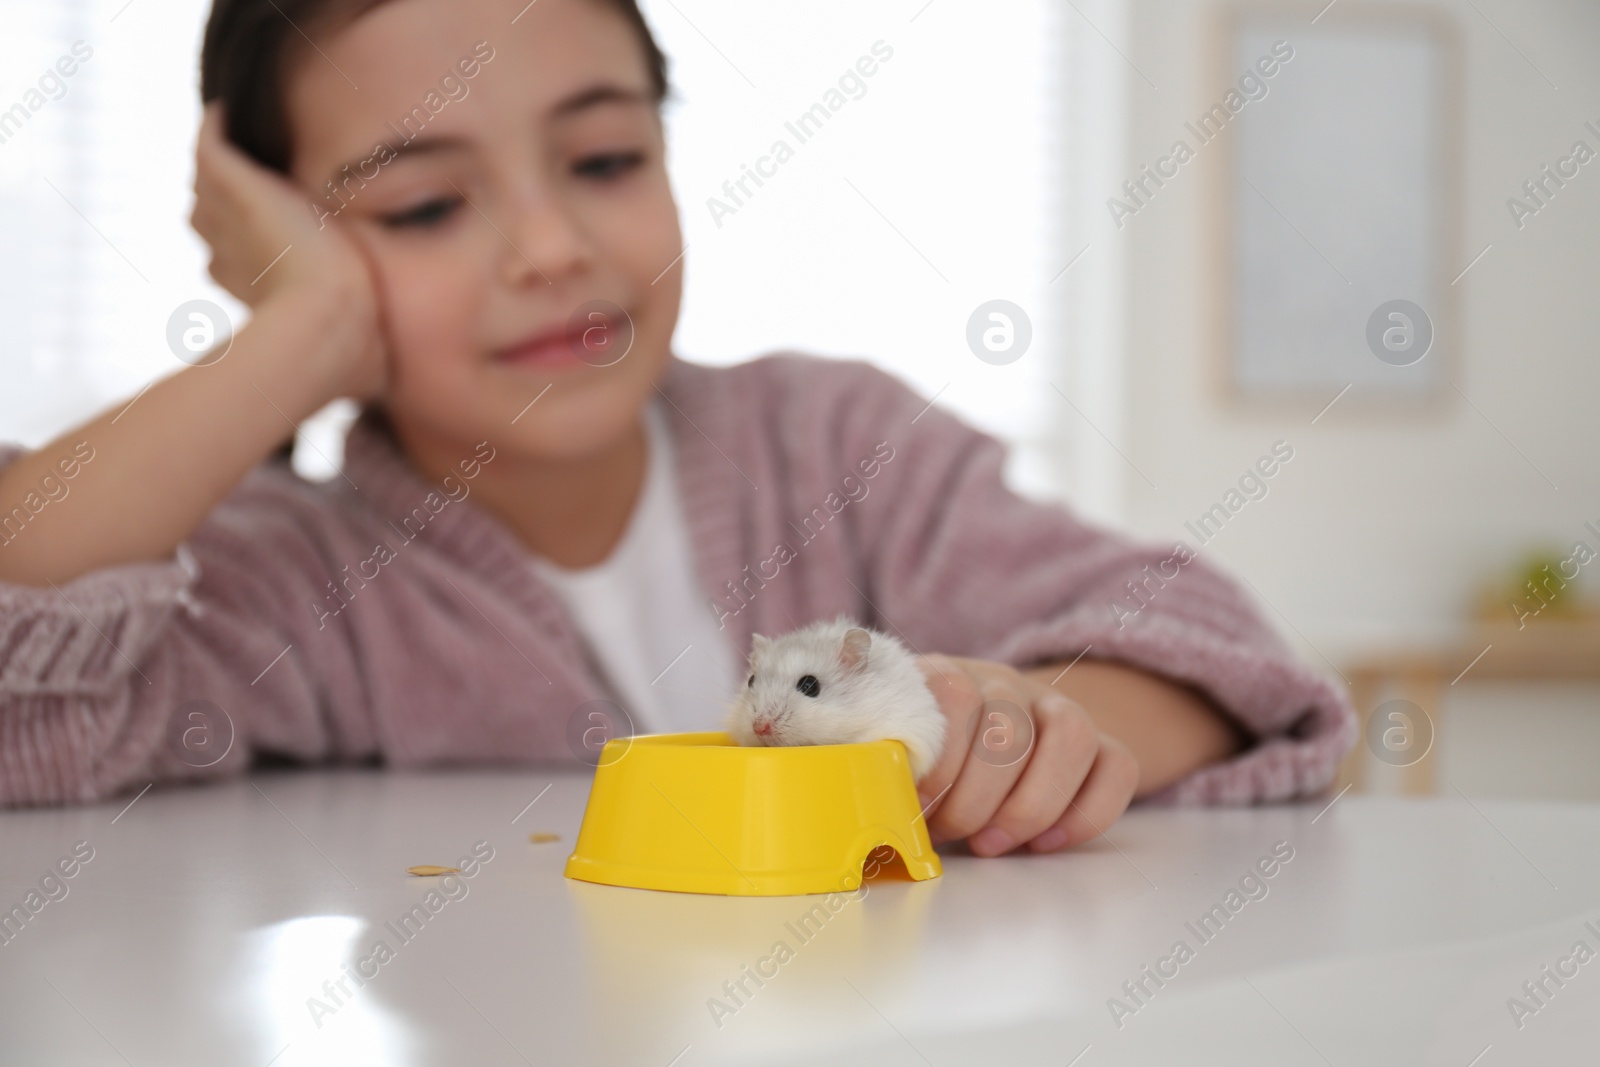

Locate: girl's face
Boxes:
[283,0,681,464]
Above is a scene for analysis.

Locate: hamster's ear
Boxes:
[839,627,872,674]
[750,633,771,658]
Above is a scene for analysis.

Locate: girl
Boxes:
[0,0,1354,855]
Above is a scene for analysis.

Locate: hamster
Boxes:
[724,614,946,781]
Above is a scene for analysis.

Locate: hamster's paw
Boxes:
[900,723,943,782]
[722,704,754,747]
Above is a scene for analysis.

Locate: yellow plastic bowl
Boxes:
[563,731,942,896]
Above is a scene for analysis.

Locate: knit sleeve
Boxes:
[836,366,1357,806]
[0,442,356,808]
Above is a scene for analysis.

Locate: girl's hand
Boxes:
[913,654,1140,856]
[188,101,388,401]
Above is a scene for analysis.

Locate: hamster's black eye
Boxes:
[747,674,754,687]
[796,674,821,698]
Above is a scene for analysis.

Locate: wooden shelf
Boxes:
[1338,613,1600,796]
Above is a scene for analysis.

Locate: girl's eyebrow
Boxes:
[328,136,468,185]
[549,82,651,119]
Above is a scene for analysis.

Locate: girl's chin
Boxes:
[390,356,659,452]
[508,387,649,452]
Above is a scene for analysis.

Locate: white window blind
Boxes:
[0,0,230,445]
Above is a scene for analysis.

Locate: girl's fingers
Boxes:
[190,105,368,307]
[197,100,222,149]
[1026,734,1140,853]
[912,657,1140,859]
[195,102,249,190]
[922,669,1033,847]
[196,101,255,182]
[963,692,1101,855]
[194,103,309,230]
[912,654,982,807]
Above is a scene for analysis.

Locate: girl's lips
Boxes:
[494,328,591,369]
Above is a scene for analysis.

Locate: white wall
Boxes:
[1117,0,1600,666]
[640,0,1072,499]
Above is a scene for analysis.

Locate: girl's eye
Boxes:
[796,675,821,698]
[573,151,644,180]
[378,197,461,229]
[747,674,755,687]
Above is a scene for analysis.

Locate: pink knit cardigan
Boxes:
[0,352,1355,808]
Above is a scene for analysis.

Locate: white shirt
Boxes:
[527,397,742,735]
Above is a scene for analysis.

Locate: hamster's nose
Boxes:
[752,718,772,736]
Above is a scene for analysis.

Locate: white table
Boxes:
[2,768,1596,1066]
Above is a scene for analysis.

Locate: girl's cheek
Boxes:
[375,244,484,364]
[605,185,681,271]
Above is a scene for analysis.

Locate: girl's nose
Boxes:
[498,188,592,289]
[753,719,772,736]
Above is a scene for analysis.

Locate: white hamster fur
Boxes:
[723,614,946,781]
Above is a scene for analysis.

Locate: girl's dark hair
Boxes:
[200,0,671,173]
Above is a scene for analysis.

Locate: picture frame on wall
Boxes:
[1207,4,1463,413]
